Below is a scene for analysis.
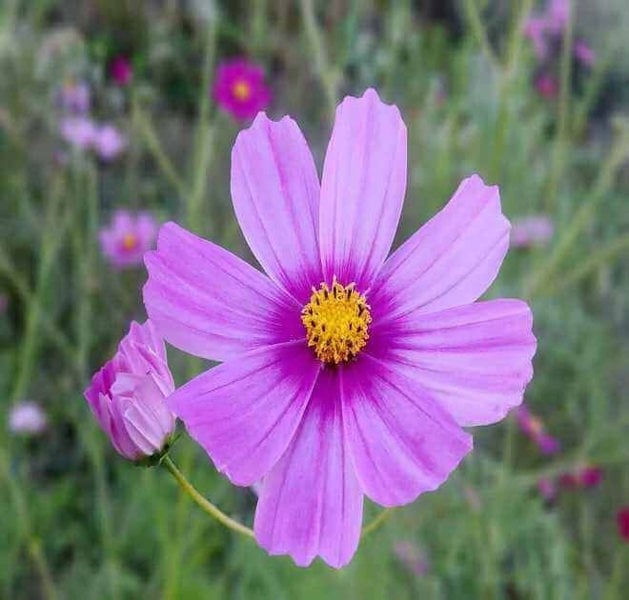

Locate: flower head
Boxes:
[109,55,133,86]
[213,57,271,121]
[92,124,126,161]
[538,478,557,502]
[58,79,90,114]
[84,320,175,461]
[143,89,536,567]
[574,40,595,68]
[60,116,97,150]
[99,209,157,269]
[393,541,430,576]
[534,73,560,99]
[617,507,629,542]
[511,215,554,248]
[8,401,48,435]
[516,405,561,455]
[559,464,603,489]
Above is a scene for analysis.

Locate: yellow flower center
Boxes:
[301,280,372,365]
[232,80,252,101]
[122,233,137,251]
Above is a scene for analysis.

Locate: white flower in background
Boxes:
[8,401,48,435]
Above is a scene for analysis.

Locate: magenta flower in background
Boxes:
[538,478,557,502]
[143,89,536,568]
[99,209,157,269]
[213,57,271,121]
[574,40,596,67]
[84,320,175,461]
[109,55,133,86]
[92,124,126,161]
[58,80,90,114]
[618,507,629,542]
[534,73,559,99]
[511,215,554,248]
[8,401,48,435]
[393,541,430,577]
[516,405,560,455]
[559,464,603,489]
[59,116,97,150]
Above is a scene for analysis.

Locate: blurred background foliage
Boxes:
[0,0,628,598]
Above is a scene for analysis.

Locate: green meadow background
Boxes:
[1,1,628,598]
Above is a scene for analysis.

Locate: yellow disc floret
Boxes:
[232,80,252,101]
[301,280,372,365]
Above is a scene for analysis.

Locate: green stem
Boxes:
[299,0,338,120]
[361,508,392,538]
[162,457,394,541]
[462,0,499,69]
[162,457,256,539]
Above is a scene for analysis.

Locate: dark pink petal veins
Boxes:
[143,222,303,363]
[254,368,363,568]
[341,355,472,507]
[319,88,407,290]
[167,342,320,486]
[370,299,536,426]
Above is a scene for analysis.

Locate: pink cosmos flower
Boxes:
[58,80,90,114]
[99,209,157,269]
[109,55,133,86]
[393,541,430,576]
[84,320,175,461]
[59,116,97,150]
[534,73,560,99]
[559,465,603,489]
[213,57,271,121]
[524,17,550,59]
[574,40,595,68]
[511,215,554,248]
[516,405,560,455]
[617,507,629,542]
[143,89,536,568]
[8,401,48,435]
[538,478,557,502]
[92,124,126,161]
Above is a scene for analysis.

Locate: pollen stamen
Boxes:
[301,279,372,364]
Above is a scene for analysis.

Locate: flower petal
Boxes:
[167,342,320,486]
[319,88,407,289]
[370,300,536,426]
[254,368,363,568]
[143,222,303,362]
[231,113,322,302]
[341,355,472,507]
[369,174,510,323]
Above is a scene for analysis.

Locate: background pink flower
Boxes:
[574,41,595,68]
[618,507,629,542]
[213,57,271,121]
[511,215,554,248]
[8,401,48,435]
[58,80,90,114]
[92,124,126,161]
[99,209,157,268]
[60,116,97,150]
[109,55,133,86]
[84,320,175,461]
[143,89,536,568]
[516,405,561,455]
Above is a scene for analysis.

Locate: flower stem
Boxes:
[161,456,255,539]
[163,457,394,542]
[361,508,392,538]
